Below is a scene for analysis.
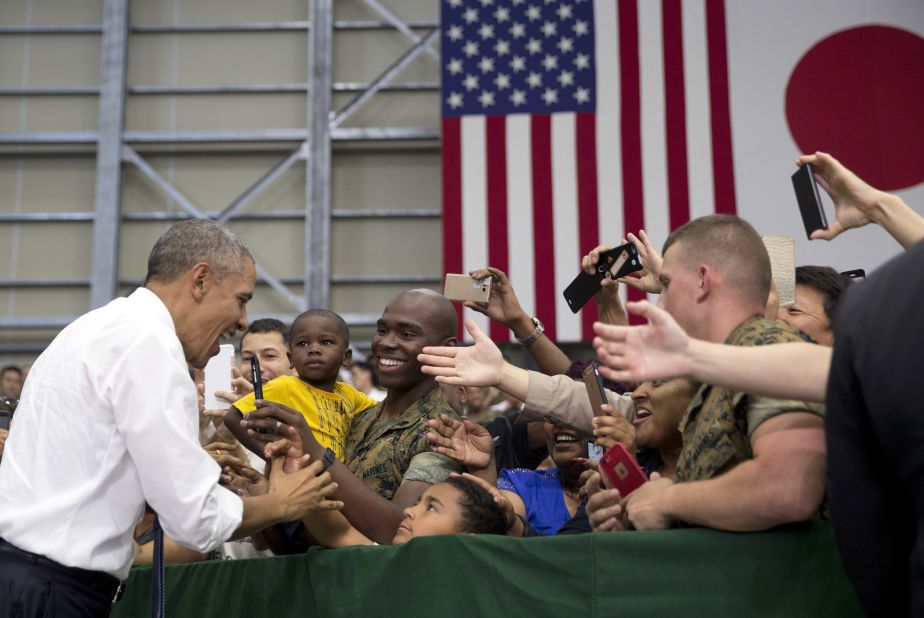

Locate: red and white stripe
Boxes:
[442,0,737,343]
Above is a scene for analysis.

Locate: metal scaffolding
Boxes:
[0,0,442,352]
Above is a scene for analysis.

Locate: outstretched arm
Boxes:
[798,151,924,249]
[592,300,830,403]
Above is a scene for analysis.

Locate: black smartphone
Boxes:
[840,268,866,280]
[251,355,263,400]
[563,242,643,314]
[0,410,12,431]
[792,163,828,240]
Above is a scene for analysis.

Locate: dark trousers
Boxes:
[0,541,117,618]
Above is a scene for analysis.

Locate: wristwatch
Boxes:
[516,316,545,347]
[321,448,337,472]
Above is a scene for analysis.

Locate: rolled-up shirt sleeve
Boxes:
[107,332,243,552]
[518,371,634,434]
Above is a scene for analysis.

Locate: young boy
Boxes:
[226,309,377,461]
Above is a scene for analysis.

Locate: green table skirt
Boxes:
[112,522,862,617]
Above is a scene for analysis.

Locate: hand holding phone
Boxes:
[598,443,647,497]
[251,354,263,400]
[563,243,643,313]
[444,274,492,303]
[792,163,828,240]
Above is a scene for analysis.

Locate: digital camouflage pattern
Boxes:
[344,386,464,499]
[675,316,826,483]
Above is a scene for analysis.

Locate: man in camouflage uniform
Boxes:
[257,289,464,544]
[622,215,826,531]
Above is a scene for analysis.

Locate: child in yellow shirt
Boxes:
[226,309,376,461]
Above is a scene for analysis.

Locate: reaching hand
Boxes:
[582,244,627,325]
[797,152,883,241]
[617,230,663,294]
[267,454,343,522]
[623,473,673,530]
[264,437,310,475]
[592,301,692,383]
[204,441,248,469]
[464,267,530,331]
[585,480,626,532]
[458,473,520,535]
[592,406,637,454]
[241,400,313,448]
[425,413,494,471]
[220,463,269,497]
[418,319,505,387]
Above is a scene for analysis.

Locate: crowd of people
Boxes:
[0,151,922,616]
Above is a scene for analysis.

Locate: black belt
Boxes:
[0,537,124,602]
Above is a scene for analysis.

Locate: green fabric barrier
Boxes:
[112,522,862,618]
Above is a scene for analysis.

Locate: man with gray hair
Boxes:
[0,220,341,616]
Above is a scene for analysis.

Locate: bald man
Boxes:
[244,289,464,544]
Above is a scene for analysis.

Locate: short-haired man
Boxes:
[0,366,22,400]
[242,289,465,544]
[777,265,852,347]
[0,220,340,616]
[613,215,825,530]
[240,318,293,385]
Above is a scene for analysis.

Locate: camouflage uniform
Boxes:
[675,316,826,483]
[344,386,464,500]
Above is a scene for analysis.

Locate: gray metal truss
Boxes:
[0,1,441,335]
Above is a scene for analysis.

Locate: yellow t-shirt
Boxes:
[234,375,377,461]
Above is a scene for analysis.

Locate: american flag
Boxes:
[441,0,737,342]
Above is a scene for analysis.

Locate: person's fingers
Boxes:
[593,516,623,532]
[419,365,460,380]
[203,407,228,418]
[205,442,239,452]
[592,320,629,341]
[462,301,489,316]
[465,318,490,343]
[461,418,483,436]
[597,364,633,384]
[483,266,509,283]
[810,220,843,241]
[419,346,458,359]
[620,277,651,293]
[316,481,339,498]
[599,278,618,291]
[460,472,500,498]
[317,499,345,511]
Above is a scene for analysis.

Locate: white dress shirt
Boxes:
[0,288,243,579]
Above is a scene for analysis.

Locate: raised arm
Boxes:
[798,151,924,249]
[592,301,830,403]
[465,267,572,375]
[419,319,633,435]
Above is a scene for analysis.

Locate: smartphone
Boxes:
[203,344,234,410]
[0,411,11,431]
[443,274,492,303]
[598,443,648,497]
[251,354,263,400]
[791,163,828,240]
[563,242,643,314]
[582,362,610,417]
[840,268,866,280]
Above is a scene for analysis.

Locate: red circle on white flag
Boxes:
[785,25,924,191]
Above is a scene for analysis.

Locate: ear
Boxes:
[457,385,468,406]
[443,336,458,347]
[190,262,213,301]
[286,350,293,369]
[342,348,353,368]
[696,265,712,302]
